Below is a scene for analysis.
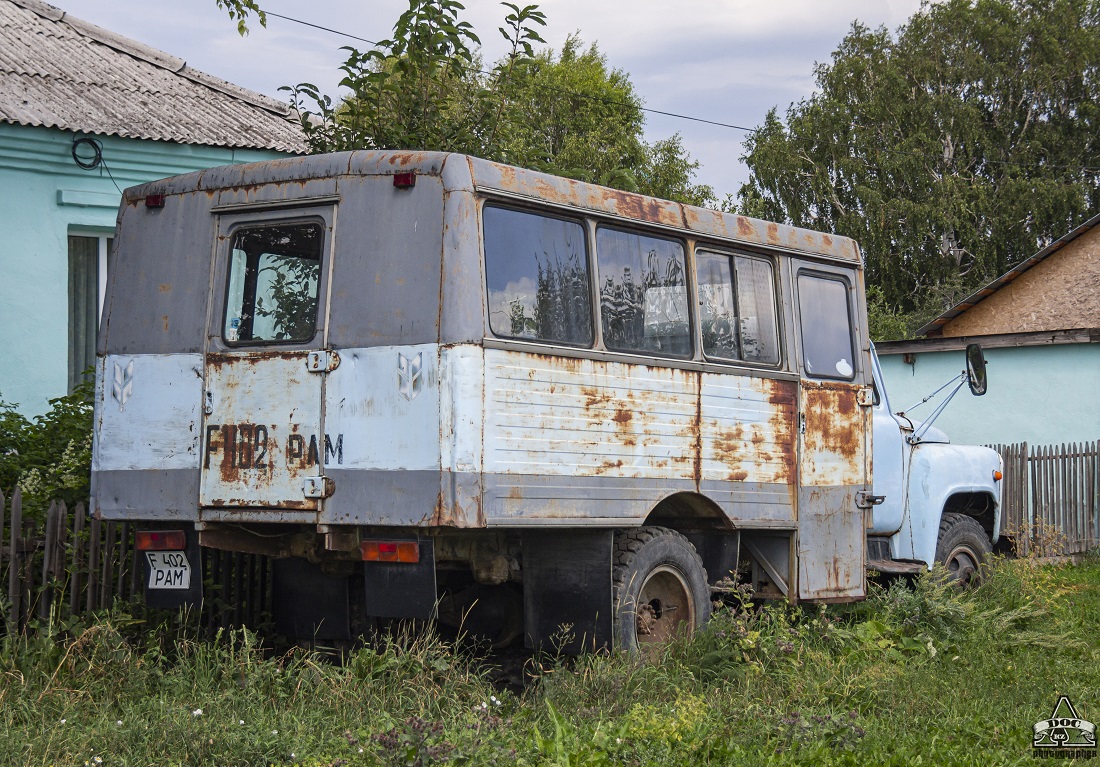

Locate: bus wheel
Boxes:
[935,513,991,586]
[612,526,710,651]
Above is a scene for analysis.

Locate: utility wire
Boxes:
[263,9,1100,173]
[263,9,758,133]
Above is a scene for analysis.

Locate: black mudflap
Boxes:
[362,539,437,621]
[522,530,613,654]
[272,558,350,640]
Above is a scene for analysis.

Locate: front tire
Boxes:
[612,526,710,651]
[935,513,991,586]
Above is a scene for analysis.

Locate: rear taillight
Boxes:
[135,530,186,551]
[361,540,420,563]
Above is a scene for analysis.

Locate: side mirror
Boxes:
[966,343,988,396]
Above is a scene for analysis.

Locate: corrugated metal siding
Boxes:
[0,0,306,153]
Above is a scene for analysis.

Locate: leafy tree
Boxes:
[0,384,93,519]
[738,0,1100,338]
[216,0,266,36]
[283,1,713,205]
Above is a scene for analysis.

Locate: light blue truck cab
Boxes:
[869,344,1002,583]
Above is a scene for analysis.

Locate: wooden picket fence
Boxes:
[2,442,1096,634]
[0,487,271,635]
[988,441,1100,557]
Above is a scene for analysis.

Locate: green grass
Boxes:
[2,555,1098,766]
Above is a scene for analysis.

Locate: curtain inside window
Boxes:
[68,235,99,392]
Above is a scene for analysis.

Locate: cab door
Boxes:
[199,206,336,512]
[792,262,872,600]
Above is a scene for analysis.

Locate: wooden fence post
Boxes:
[101,522,116,611]
[86,515,101,614]
[8,488,22,629]
[37,501,58,622]
[70,503,86,617]
[0,489,6,602]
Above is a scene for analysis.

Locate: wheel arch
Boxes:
[642,491,733,534]
[900,444,1002,568]
[641,492,737,588]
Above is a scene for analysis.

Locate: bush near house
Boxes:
[1,556,1097,766]
[0,383,93,521]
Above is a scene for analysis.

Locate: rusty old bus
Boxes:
[93,150,879,650]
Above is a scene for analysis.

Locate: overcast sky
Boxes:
[58,0,926,198]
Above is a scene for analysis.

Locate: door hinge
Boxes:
[856,491,886,509]
[857,387,875,407]
[307,350,340,373]
[302,476,335,499]
[203,390,214,415]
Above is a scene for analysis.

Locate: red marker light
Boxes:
[361,540,420,563]
[145,194,166,208]
[136,530,186,551]
[393,172,416,189]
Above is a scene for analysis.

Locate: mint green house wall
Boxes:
[877,343,1100,447]
[0,121,288,415]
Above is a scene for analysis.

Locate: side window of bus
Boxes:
[596,227,691,357]
[224,222,323,344]
[483,206,593,346]
[696,252,780,364]
[797,273,855,379]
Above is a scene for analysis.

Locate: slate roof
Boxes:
[0,0,307,153]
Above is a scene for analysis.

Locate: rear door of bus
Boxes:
[200,205,336,513]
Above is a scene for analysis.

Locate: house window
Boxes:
[68,233,111,392]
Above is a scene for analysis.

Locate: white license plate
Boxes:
[146,551,192,590]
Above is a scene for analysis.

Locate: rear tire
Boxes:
[935,513,991,586]
[612,526,710,651]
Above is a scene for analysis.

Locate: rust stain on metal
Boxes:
[612,408,632,425]
[765,378,798,489]
[595,187,683,227]
[766,222,780,244]
[595,459,625,474]
[581,386,611,409]
[692,372,703,488]
[158,284,171,293]
[736,216,755,238]
[713,423,746,465]
[802,381,861,462]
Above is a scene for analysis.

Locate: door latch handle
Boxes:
[307,350,340,373]
[203,390,213,415]
[856,492,886,509]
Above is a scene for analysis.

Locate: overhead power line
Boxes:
[263,8,1100,175]
[262,9,758,133]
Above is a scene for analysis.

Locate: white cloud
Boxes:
[56,0,927,196]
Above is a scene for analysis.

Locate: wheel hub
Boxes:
[945,544,980,585]
[635,565,694,644]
